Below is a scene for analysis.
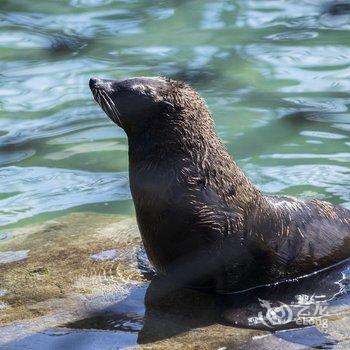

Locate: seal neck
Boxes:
[127,110,260,209]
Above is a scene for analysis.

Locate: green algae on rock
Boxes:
[0,213,146,325]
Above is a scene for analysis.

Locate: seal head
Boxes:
[89,76,174,132]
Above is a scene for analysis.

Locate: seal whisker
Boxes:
[95,89,102,105]
[103,94,121,125]
[99,90,123,127]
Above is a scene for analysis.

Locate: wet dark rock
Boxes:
[325,1,350,15]
[49,35,88,55]
[169,68,217,85]
[229,110,322,159]
[280,111,323,125]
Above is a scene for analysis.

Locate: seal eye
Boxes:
[131,83,161,101]
[131,84,149,94]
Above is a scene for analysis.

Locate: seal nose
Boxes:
[89,77,100,91]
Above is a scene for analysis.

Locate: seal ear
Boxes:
[161,100,174,108]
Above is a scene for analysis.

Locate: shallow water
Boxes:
[0,0,350,348]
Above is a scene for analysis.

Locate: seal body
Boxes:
[90,76,350,292]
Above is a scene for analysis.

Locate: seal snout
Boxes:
[89,77,102,91]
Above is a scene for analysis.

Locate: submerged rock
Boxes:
[49,35,88,55]
[0,213,145,327]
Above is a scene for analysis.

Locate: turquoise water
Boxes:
[0,1,349,228]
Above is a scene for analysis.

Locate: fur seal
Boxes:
[89,76,350,292]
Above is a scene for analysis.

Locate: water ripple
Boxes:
[0,106,106,146]
[245,163,350,205]
[0,167,130,226]
[1,60,109,112]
